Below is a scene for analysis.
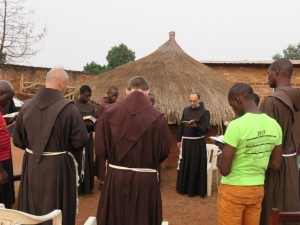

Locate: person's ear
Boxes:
[235,97,241,105]
[125,88,130,95]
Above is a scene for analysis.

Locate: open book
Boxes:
[209,135,224,144]
[83,115,97,124]
[181,119,199,125]
[3,112,19,118]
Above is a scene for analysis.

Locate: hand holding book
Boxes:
[181,119,198,127]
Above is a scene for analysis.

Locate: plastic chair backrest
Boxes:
[0,203,62,225]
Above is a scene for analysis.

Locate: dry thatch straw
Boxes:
[84,31,235,131]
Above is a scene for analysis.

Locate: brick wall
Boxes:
[1,63,300,103]
[204,63,300,102]
[0,64,97,100]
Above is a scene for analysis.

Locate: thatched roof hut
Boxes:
[85,31,235,129]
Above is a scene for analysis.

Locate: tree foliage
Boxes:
[106,43,135,70]
[83,61,107,74]
[0,0,46,63]
[272,42,300,60]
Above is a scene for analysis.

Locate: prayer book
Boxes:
[3,112,19,118]
[209,135,224,144]
[181,119,199,125]
[83,115,97,124]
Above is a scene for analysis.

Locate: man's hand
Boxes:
[185,122,197,128]
[0,170,8,185]
[84,120,94,127]
[177,142,181,149]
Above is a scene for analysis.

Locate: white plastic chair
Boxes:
[0,203,62,225]
[84,216,97,225]
[206,144,222,197]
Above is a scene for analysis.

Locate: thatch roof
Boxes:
[85,31,235,129]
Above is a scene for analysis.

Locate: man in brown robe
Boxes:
[13,68,89,225]
[95,76,171,225]
[95,85,118,190]
[260,58,300,225]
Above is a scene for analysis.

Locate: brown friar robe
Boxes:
[260,86,300,225]
[95,91,171,225]
[13,88,89,225]
[95,96,113,181]
[73,98,97,194]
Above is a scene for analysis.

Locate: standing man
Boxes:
[73,85,98,195]
[218,83,282,225]
[176,92,210,197]
[0,80,15,209]
[260,58,300,225]
[95,85,118,190]
[95,76,171,225]
[13,68,89,225]
[96,86,119,117]
[0,69,17,135]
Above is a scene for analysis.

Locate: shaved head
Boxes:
[0,80,15,107]
[46,68,69,92]
[228,83,254,101]
[269,58,293,78]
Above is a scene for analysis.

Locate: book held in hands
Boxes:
[3,112,19,118]
[181,119,199,125]
[209,135,224,144]
[83,115,97,124]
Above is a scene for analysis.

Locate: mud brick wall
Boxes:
[1,63,299,103]
[0,64,97,100]
[204,63,300,102]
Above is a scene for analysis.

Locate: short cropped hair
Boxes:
[228,83,254,100]
[127,76,149,91]
[270,58,293,78]
[189,92,200,99]
[80,85,92,93]
[108,85,118,93]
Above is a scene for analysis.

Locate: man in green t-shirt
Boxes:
[218,83,282,225]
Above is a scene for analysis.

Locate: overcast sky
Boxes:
[21,0,300,71]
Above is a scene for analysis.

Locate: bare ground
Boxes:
[11,136,219,225]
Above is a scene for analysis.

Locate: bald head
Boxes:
[46,68,69,92]
[0,80,15,107]
[0,68,7,80]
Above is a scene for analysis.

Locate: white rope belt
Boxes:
[182,136,204,140]
[25,148,80,214]
[177,136,205,170]
[26,148,67,156]
[109,164,159,182]
[282,153,297,157]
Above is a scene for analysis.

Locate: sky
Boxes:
[18,0,300,71]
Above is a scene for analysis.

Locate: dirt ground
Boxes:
[10,126,219,225]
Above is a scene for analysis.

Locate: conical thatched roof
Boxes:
[85,31,235,129]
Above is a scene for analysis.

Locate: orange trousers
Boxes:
[218,184,264,225]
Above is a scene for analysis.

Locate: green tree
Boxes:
[0,0,46,63]
[106,43,135,70]
[272,42,300,60]
[83,61,107,74]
